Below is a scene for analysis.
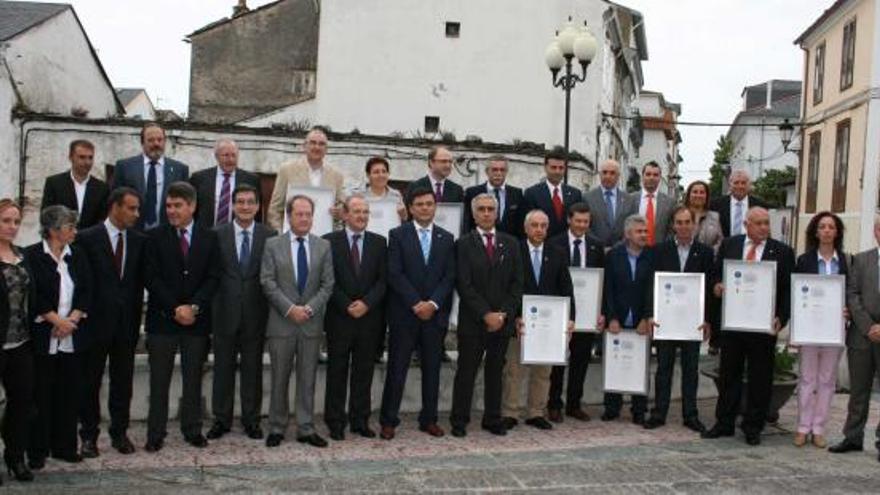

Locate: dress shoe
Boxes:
[566,408,591,422]
[351,426,376,438]
[297,433,328,448]
[525,417,553,430]
[683,418,706,434]
[643,417,665,430]
[265,433,284,447]
[745,432,761,446]
[51,451,83,463]
[26,456,44,471]
[244,425,264,440]
[184,434,208,448]
[80,439,99,458]
[600,411,619,422]
[812,435,827,448]
[380,425,395,440]
[481,423,507,436]
[6,460,33,482]
[793,432,807,447]
[701,424,734,439]
[419,423,445,437]
[111,435,136,454]
[631,414,646,426]
[144,439,164,453]
[451,426,467,438]
[329,429,345,441]
[206,422,230,440]
[547,408,564,423]
[828,440,863,453]
[501,417,518,431]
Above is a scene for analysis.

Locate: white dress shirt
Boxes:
[42,241,75,354]
[104,218,127,276]
[289,233,311,282]
[345,227,365,263]
[71,172,89,215]
[742,237,766,260]
[545,179,563,200]
[675,238,692,271]
[486,183,506,219]
[476,227,497,249]
[308,166,323,187]
[730,196,750,235]
[568,231,587,268]
[638,188,658,216]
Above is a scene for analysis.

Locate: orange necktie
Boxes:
[746,241,760,261]
[646,193,655,245]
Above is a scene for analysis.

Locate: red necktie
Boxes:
[484,232,495,260]
[552,187,564,221]
[646,193,655,246]
[746,241,759,262]
[434,181,443,202]
[179,229,190,258]
[113,232,124,278]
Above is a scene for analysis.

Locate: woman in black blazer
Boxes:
[0,199,36,483]
[25,205,92,467]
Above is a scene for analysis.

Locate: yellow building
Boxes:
[795,0,880,252]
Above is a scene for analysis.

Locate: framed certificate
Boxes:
[284,185,335,236]
[366,199,401,239]
[602,330,650,395]
[722,260,776,334]
[652,272,704,341]
[571,268,603,332]
[520,295,569,365]
[435,202,464,240]
[790,274,846,347]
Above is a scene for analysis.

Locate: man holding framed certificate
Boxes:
[645,206,713,433]
[703,207,794,446]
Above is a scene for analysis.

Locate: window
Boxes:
[812,42,825,105]
[840,19,856,90]
[445,22,460,38]
[424,116,440,133]
[831,120,850,212]
[805,131,821,213]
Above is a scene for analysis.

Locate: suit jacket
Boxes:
[520,181,583,239]
[213,222,275,338]
[74,223,146,343]
[795,249,849,276]
[714,235,794,327]
[710,194,769,238]
[112,155,190,229]
[547,231,605,269]
[603,244,655,326]
[189,166,262,228]
[267,158,345,230]
[41,172,110,229]
[615,190,674,244]
[846,248,880,347]
[260,232,334,339]
[520,240,576,320]
[652,239,714,321]
[324,229,387,331]
[410,175,465,203]
[583,186,626,247]
[25,242,93,354]
[386,221,456,330]
[463,183,523,236]
[456,230,523,337]
[143,223,220,335]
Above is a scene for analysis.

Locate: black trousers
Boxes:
[603,392,647,416]
[548,333,595,411]
[651,340,701,421]
[323,321,382,432]
[715,331,775,434]
[211,329,264,430]
[146,333,209,442]
[79,331,137,441]
[380,323,444,428]
[29,352,80,460]
[450,332,509,429]
[0,342,34,463]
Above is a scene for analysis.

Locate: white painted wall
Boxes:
[124,92,156,120]
[728,116,798,179]
[0,69,19,200]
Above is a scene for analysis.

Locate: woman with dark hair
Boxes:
[0,199,35,483]
[354,156,407,221]
[683,180,723,252]
[793,211,848,448]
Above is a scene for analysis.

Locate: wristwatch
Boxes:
[190,304,201,316]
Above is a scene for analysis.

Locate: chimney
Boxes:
[233,0,249,17]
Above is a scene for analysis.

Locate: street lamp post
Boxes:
[779,118,795,152]
[545,18,598,185]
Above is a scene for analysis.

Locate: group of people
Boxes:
[1,122,879,486]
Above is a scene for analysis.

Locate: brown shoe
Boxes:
[812,435,827,448]
[566,408,591,421]
[419,423,445,437]
[548,409,564,423]
[793,432,807,447]
[380,425,395,440]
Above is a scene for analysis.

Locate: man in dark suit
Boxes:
[644,206,714,433]
[41,139,110,229]
[76,187,146,458]
[379,187,456,440]
[710,169,769,238]
[520,149,584,239]
[112,123,189,230]
[583,159,626,247]
[188,138,261,228]
[142,181,220,452]
[206,184,274,442]
[463,156,523,236]
[546,202,604,423]
[323,194,387,441]
[602,214,655,424]
[409,146,465,206]
[703,206,794,446]
[450,193,523,437]
[615,161,673,246]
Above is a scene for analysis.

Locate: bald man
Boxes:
[710,169,768,238]
[583,159,626,246]
[189,138,261,228]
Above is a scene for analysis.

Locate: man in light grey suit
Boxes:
[615,161,673,246]
[829,213,880,461]
[584,159,626,247]
[260,195,334,449]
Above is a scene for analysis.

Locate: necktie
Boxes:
[297,237,308,293]
[434,182,443,202]
[734,201,744,236]
[419,228,430,263]
[494,188,503,222]
[350,233,361,275]
[572,238,582,267]
[239,230,251,272]
[646,193,656,246]
[604,190,615,225]
[746,241,760,262]
[113,231,124,278]
[552,186,564,221]
[532,248,542,283]
[216,172,232,225]
[484,232,495,260]
[145,161,158,226]
[179,228,189,258]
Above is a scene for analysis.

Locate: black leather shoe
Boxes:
[547,408,564,423]
[481,423,507,436]
[6,460,33,482]
[828,440,863,453]
[683,418,707,434]
[206,423,230,440]
[244,425,264,440]
[745,432,761,446]
[701,424,735,439]
[112,435,136,454]
[631,414,646,426]
[501,417,518,431]
[525,417,553,430]
[266,434,284,447]
[600,411,619,422]
[80,439,99,458]
[451,426,467,438]
[351,426,376,438]
[184,434,208,448]
[643,417,665,430]
[329,429,345,441]
[566,408,591,422]
[51,451,83,463]
[26,456,44,471]
[144,439,164,453]
[297,433,328,448]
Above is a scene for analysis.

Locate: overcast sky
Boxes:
[64,0,832,182]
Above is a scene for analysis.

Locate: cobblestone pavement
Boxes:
[5,394,880,494]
